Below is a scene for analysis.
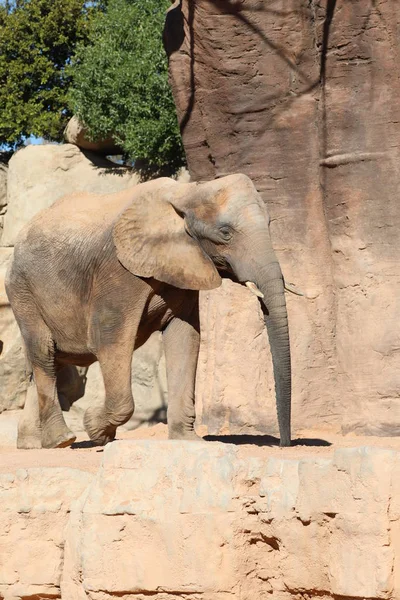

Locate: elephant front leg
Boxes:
[83,345,135,446]
[83,295,148,446]
[163,309,202,441]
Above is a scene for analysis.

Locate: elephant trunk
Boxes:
[258,261,291,447]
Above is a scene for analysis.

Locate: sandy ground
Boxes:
[1,415,399,474]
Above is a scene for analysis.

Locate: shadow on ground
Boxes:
[70,434,332,449]
[204,434,332,447]
[71,440,104,450]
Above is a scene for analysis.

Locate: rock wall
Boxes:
[165,0,400,437]
[0,442,399,599]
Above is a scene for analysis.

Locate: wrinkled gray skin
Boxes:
[6,174,291,449]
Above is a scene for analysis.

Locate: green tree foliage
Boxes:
[69,0,185,171]
[0,0,100,148]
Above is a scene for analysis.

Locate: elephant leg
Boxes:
[83,293,148,446]
[163,307,201,441]
[34,364,76,448]
[17,382,42,449]
[83,345,135,446]
[18,319,75,449]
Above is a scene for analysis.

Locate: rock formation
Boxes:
[0,248,26,412]
[64,115,122,156]
[165,0,400,437]
[0,163,7,237]
[0,441,399,599]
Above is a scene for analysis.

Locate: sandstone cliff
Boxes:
[165,0,400,437]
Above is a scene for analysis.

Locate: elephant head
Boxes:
[113,174,291,446]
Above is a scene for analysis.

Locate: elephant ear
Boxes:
[112,190,222,290]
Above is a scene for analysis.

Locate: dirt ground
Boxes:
[1,420,399,474]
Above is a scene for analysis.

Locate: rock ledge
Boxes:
[0,441,399,599]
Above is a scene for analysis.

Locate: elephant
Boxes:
[5,173,291,449]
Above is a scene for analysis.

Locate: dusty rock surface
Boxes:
[0,427,399,599]
[197,279,277,436]
[165,0,400,437]
[1,420,400,472]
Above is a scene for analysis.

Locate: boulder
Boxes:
[1,441,399,599]
[164,0,400,437]
[1,144,139,246]
[0,410,19,447]
[0,163,7,212]
[0,335,27,414]
[0,162,7,237]
[64,115,122,155]
[0,248,27,413]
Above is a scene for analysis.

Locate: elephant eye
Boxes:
[219,226,232,241]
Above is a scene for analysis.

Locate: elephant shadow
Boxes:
[204,434,331,447]
[72,434,331,450]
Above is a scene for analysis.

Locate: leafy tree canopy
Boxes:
[69,0,185,172]
[0,0,100,148]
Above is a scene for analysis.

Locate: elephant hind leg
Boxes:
[34,365,77,448]
[18,319,75,449]
[17,382,41,449]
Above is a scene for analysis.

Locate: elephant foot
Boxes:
[168,425,204,442]
[17,418,42,449]
[83,406,116,446]
[41,422,76,449]
[17,385,42,449]
[17,430,42,450]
